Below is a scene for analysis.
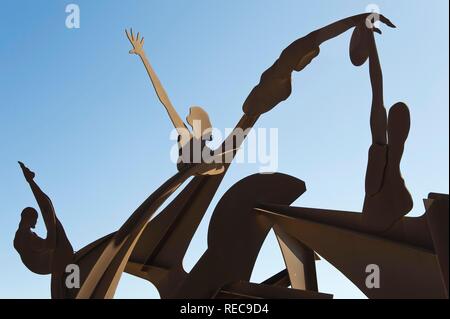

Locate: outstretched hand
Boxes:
[126,28,145,56]
[18,161,35,183]
[349,13,396,67]
[365,13,397,34]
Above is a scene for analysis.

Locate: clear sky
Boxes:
[0,0,448,299]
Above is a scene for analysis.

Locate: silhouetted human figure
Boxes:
[125,29,224,175]
[356,22,413,232]
[14,162,74,298]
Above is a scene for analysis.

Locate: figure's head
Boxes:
[186,106,213,140]
[294,47,320,72]
[20,207,38,229]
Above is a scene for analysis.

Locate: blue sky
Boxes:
[0,0,448,299]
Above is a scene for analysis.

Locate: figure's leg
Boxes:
[387,102,410,152]
[363,102,413,232]
[386,102,413,214]
[76,164,203,299]
[51,219,75,298]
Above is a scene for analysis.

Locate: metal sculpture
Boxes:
[14,12,448,299]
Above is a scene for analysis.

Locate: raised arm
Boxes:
[277,13,396,77]
[125,29,189,143]
[242,13,396,116]
[18,162,57,249]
